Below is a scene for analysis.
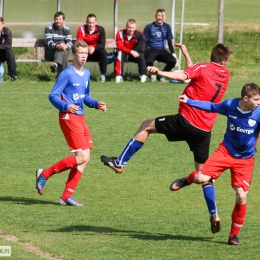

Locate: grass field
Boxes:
[1,78,260,259]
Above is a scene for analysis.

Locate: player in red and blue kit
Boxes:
[171,82,260,246]
[36,40,107,206]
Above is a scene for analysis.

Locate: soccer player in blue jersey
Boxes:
[171,82,260,246]
[36,40,107,206]
[143,9,176,82]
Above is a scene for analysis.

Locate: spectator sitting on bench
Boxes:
[143,9,176,82]
[76,13,107,83]
[114,19,147,83]
[44,11,73,77]
[0,17,18,81]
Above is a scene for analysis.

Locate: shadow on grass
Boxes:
[0,196,58,205]
[49,225,222,243]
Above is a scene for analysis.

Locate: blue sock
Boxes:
[202,185,217,217]
[116,138,143,166]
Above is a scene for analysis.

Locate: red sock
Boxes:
[42,156,77,178]
[61,168,83,200]
[229,203,246,237]
[187,171,197,183]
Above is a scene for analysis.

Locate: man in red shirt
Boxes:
[114,19,147,83]
[76,14,107,83]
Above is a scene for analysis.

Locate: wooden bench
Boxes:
[12,38,117,62]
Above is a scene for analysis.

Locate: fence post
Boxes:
[0,0,3,17]
[218,0,224,43]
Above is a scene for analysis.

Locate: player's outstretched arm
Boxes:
[147,66,188,81]
[175,43,193,67]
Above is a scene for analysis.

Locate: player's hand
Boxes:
[130,50,139,58]
[175,43,188,56]
[67,104,79,113]
[88,46,95,54]
[98,102,107,112]
[178,94,188,103]
[147,66,160,75]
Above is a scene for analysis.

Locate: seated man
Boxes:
[76,14,107,83]
[114,19,147,83]
[143,9,176,82]
[0,17,18,81]
[44,11,73,77]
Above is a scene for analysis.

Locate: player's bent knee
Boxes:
[202,181,214,188]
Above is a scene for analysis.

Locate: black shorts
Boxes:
[155,114,211,164]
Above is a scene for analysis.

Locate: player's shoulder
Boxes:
[62,24,71,31]
[46,23,54,30]
[97,25,105,32]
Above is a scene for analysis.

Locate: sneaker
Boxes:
[11,75,18,81]
[59,197,83,207]
[228,236,242,246]
[140,75,148,83]
[160,76,167,82]
[100,75,106,83]
[50,63,58,73]
[210,213,221,234]
[169,176,191,191]
[115,75,123,83]
[151,75,157,82]
[36,169,48,195]
[100,155,124,173]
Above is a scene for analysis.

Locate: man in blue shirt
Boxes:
[36,40,107,206]
[171,82,260,246]
[143,9,176,82]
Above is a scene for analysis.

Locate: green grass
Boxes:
[1,79,260,259]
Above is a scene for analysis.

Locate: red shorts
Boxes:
[59,113,93,152]
[200,143,254,191]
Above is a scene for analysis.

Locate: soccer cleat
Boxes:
[151,75,157,82]
[140,75,148,83]
[169,176,191,191]
[228,236,242,246]
[59,197,83,206]
[115,75,123,83]
[100,75,106,83]
[36,169,48,195]
[100,155,124,173]
[210,213,221,234]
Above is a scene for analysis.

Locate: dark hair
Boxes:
[156,9,165,14]
[87,14,96,20]
[72,40,88,54]
[241,82,260,98]
[210,43,233,63]
[0,17,4,22]
[54,11,65,20]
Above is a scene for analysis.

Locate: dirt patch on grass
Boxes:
[0,229,64,260]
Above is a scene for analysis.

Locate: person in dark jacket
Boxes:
[0,17,18,81]
[76,14,107,83]
[114,19,147,83]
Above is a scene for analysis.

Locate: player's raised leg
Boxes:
[101,119,157,173]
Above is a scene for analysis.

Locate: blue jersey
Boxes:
[49,65,99,115]
[187,98,260,158]
[143,22,173,50]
